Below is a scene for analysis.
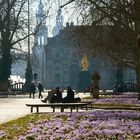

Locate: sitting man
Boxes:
[50,87,62,103]
[63,86,81,103]
[41,87,62,103]
[41,89,55,103]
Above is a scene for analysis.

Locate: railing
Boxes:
[114,82,137,94]
[125,82,137,92]
[9,82,24,92]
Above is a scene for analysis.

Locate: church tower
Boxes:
[52,0,63,37]
[35,0,48,46]
[33,0,48,84]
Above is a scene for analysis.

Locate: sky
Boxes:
[30,0,78,37]
[14,0,79,53]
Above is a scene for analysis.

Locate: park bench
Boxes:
[0,92,8,97]
[26,102,89,113]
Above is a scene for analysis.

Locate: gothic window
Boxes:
[53,63,61,72]
[38,37,40,45]
[42,36,44,45]
[70,64,79,89]
[54,73,61,83]
[55,52,61,59]
[54,66,61,71]
[47,51,52,58]
[72,50,78,58]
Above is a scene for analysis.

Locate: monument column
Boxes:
[90,71,101,99]
[77,54,91,92]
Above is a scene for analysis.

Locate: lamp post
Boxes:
[25,0,33,92]
[28,0,30,58]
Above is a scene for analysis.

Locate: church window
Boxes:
[42,36,44,45]
[38,37,40,45]
[54,66,60,71]
[72,51,78,58]
[55,52,61,59]
[54,73,61,83]
[70,64,79,89]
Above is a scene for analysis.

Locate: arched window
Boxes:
[55,52,61,59]
[42,36,44,45]
[69,64,80,89]
[54,73,61,83]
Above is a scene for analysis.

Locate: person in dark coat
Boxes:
[63,86,75,103]
[41,89,55,103]
[37,82,43,98]
[63,86,81,103]
[29,81,36,99]
[50,87,62,103]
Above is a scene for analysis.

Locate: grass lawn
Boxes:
[0,110,140,140]
[0,93,140,140]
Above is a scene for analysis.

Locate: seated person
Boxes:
[50,87,62,103]
[42,87,62,103]
[63,86,81,103]
[41,89,55,103]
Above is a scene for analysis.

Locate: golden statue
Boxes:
[81,54,89,71]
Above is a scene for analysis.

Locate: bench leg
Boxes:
[86,105,88,111]
[31,107,33,113]
[76,107,78,112]
[53,107,55,112]
[61,107,64,112]
[36,107,39,113]
[90,104,92,109]
[70,107,73,112]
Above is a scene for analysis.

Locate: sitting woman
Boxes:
[63,86,81,103]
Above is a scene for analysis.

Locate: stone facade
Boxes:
[32,0,136,90]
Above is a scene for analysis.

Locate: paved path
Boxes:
[0,92,90,124]
[0,98,42,124]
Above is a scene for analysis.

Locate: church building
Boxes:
[32,0,136,90]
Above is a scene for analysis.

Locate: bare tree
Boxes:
[61,0,140,98]
[0,0,35,91]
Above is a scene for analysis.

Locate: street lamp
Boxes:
[28,0,30,58]
[24,0,33,92]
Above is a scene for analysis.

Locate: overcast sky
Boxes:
[30,0,78,36]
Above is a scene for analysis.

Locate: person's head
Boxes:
[56,87,59,91]
[67,86,71,90]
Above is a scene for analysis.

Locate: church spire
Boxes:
[36,0,46,25]
[34,0,48,46]
[52,0,63,37]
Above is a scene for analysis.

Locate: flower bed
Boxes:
[83,93,140,105]
[0,110,140,140]
[91,98,140,105]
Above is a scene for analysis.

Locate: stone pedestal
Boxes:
[77,71,91,92]
[90,71,101,99]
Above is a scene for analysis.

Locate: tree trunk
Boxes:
[134,0,140,99]
[136,64,140,100]
[0,42,12,92]
[135,36,140,100]
[0,81,8,92]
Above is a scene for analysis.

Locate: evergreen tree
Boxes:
[24,59,33,92]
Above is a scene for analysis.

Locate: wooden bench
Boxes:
[26,103,89,113]
[0,92,8,97]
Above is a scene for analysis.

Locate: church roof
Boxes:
[47,24,114,50]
